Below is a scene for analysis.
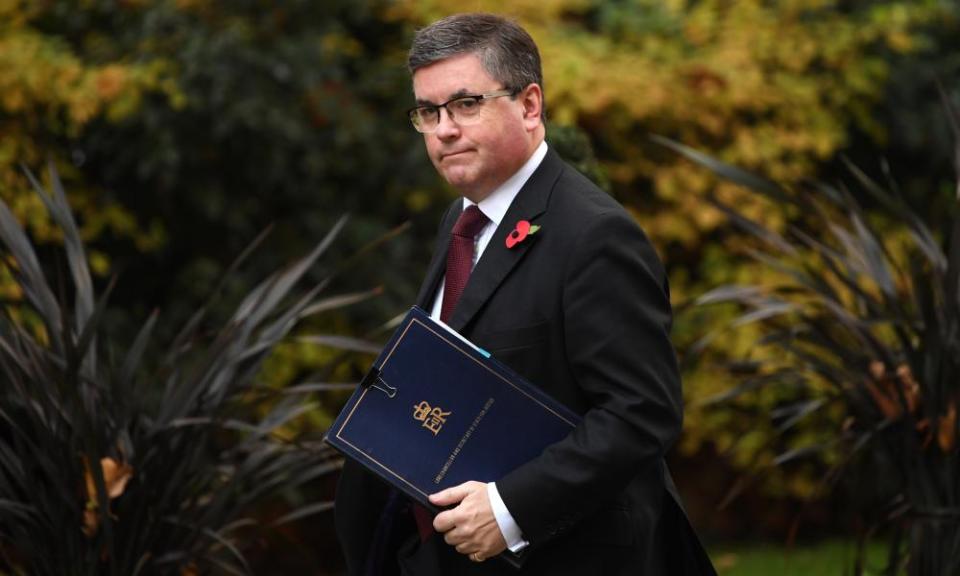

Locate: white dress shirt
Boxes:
[429,140,548,552]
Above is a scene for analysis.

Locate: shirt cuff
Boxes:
[487,482,530,553]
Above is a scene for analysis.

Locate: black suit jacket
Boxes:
[335,148,715,576]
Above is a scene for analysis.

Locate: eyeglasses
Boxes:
[407,89,518,133]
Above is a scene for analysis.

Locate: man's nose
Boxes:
[433,107,460,139]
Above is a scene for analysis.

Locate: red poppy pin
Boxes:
[505,220,541,249]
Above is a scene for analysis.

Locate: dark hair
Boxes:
[408,13,546,120]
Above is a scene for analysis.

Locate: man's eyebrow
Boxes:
[415,88,472,106]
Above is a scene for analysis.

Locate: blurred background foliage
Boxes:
[1,0,958,571]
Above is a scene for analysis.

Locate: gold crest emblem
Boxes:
[413,401,451,435]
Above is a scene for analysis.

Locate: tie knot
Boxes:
[451,205,489,238]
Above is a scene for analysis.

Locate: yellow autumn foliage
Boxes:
[0,5,176,283]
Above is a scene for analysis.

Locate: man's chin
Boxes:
[440,169,476,190]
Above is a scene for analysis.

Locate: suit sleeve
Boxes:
[495,208,683,544]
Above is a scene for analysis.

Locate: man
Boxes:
[335,13,715,576]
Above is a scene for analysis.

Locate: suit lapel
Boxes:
[415,201,461,309]
[447,149,565,332]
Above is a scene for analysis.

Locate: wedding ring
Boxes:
[470,552,484,562]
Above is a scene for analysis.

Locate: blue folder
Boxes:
[325,306,581,564]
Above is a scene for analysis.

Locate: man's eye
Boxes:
[452,97,481,111]
[417,107,437,119]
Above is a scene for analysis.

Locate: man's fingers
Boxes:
[431,481,489,534]
[428,482,471,506]
[433,509,456,533]
[444,528,465,546]
[430,481,478,532]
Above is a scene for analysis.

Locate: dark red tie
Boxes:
[440,205,489,323]
[412,205,489,542]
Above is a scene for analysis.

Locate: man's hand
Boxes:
[430,481,507,562]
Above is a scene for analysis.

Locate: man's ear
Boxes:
[519,83,544,130]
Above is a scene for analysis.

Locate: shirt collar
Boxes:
[463,140,549,227]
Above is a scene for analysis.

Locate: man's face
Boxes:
[412,52,539,202]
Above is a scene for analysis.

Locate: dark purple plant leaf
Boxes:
[0,187,62,349]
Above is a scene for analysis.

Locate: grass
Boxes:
[710,540,890,576]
